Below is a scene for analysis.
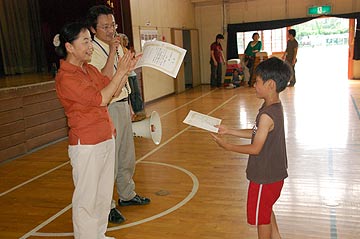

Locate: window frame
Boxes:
[236,27,288,55]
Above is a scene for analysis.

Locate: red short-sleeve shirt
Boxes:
[56,60,115,145]
[210,42,223,63]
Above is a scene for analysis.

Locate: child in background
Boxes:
[232,68,246,87]
[211,57,292,239]
[232,68,241,87]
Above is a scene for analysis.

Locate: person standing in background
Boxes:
[86,5,150,225]
[244,32,262,87]
[282,29,298,86]
[210,34,226,88]
[119,33,146,122]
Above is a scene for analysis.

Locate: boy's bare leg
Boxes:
[257,211,281,239]
[271,210,281,239]
[257,224,271,239]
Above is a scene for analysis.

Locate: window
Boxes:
[236,27,287,55]
[236,31,258,53]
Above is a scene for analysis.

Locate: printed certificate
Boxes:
[183,110,222,133]
[135,40,187,78]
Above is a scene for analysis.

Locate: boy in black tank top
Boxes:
[211,57,292,239]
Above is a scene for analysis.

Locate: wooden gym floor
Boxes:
[0,75,360,239]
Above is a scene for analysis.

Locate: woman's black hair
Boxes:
[252,32,259,39]
[216,34,224,40]
[55,22,88,58]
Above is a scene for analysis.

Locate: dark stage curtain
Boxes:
[227,12,360,60]
[0,0,47,75]
[354,18,360,60]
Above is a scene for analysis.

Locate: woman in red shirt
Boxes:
[54,22,138,239]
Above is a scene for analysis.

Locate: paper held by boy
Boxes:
[183,110,222,133]
[135,40,187,78]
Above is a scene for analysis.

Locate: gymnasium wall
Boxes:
[130,0,196,102]
[194,0,360,83]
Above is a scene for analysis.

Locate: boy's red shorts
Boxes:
[247,180,284,225]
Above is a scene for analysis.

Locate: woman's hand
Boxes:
[131,53,142,70]
[116,51,133,74]
[116,51,142,75]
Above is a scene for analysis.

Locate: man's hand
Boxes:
[109,35,121,55]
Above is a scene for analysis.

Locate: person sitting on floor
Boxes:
[232,68,244,87]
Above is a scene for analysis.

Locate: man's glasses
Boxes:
[97,23,118,32]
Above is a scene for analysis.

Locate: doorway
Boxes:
[171,28,200,93]
[183,30,193,89]
[293,17,350,87]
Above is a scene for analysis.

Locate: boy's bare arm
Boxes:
[227,128,253,138]
[245,113,273,154]
[216,125,252,139]
[212,114,273,155]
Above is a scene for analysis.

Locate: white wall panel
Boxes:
[131,0,196,102]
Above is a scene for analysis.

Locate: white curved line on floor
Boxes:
[31,161,199,237]
[19,204,73,239]
[18,93,238,238]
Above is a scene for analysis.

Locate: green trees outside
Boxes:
[292,17,349,47]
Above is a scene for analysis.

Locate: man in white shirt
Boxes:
[86,5,150,224]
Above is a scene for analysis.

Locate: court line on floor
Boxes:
[0,88,217,198]
[19,204,73,239]
[351,95,360,119]
[18,92,239,238]
[31,161,199,237]
[327,147,338,239]
[0,161,69,197]
[136,92,237,165]
[160,89,217,118]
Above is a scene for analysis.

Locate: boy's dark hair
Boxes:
[255,57,293,93]
[216,34,224,40]
[288,29,296,37]
[86,5,114,31]
[55,22,88,58]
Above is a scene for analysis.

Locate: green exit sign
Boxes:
[308,5,332,15]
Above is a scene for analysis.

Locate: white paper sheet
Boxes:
[183,110,222,133]
[135,40,187,78]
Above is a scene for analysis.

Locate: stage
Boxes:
[0,72,54,89]
[0,73,67,163]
